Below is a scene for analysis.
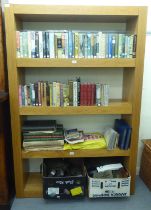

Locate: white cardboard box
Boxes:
[88,170,131,198]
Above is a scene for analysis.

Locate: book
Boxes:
[119,119,132,150]
[104,128,119,150]
[22,120,57,131]
[114,119,131,150]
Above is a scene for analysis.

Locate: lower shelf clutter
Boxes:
[41,158,130,199]
[42,159,86,199]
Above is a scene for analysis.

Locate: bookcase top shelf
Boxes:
[19,101,132,115]
[16,58,136,68]
[12,5,140,15]
[22,148,130,159]
[6,4,146,23]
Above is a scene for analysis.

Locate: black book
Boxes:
[22,120,57,131]
[35,31,39,58]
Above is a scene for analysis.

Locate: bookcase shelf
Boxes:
[22,148,130,159]
[16,58,136,68]
[24,172,42,198]
[5,4,147,198]
[19,101,132,115]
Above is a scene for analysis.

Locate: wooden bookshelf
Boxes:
[16,58,136,68]
[22,148,130,159]
[5,4,147,198]
[19,101,132,116]
[24,173,42,198]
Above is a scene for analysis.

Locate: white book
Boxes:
[73,81,78,106]
[39,31,43,58]
[49,31,55,58]
[96,83,101,106]
[31,31,35,58]
[27,31,31,58]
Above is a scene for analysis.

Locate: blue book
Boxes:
[68,31,73,58]
[120,119,132,150]
[114,119,132,150]
[108,33,112,58]
[114,119,127,149]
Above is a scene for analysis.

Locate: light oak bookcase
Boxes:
[4,4,147,198]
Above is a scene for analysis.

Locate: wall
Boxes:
[3,0,151,173]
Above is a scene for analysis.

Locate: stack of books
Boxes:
[114,119,132,150]
[22,120,64,151]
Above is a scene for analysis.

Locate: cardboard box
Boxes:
[87,169,131,198]
[42,158,86,199]
[140,140,151,191]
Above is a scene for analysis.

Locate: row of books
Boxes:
[16,30,137,59]
[19,80,109,107]
[22,120,64,151]
[104,119,132,150]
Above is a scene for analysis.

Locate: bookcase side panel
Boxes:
[4,6,25,197]
[129,7,147,193]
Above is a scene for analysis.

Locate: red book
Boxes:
[80,84,84,106]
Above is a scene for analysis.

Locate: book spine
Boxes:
[105,33,109,58]
[45,31,50,58]
[21,85,25,106]
[93,33,97,58]
[30,83,35,106]
[87,32,91,58]
[60,83,64,107]
[84,33,88,58]
[68,80,73,106]
[31,31,36,58]
[96,83,101,106]
[49,32,55,58]
[27,31,31,58]
[115,34,119,58]
[73,81,78,106]
[16,31,20,58]
[65,32,68,58]
[90,32,94,58]
[35,31,39,58]
[118,34,123,58]
[96,33,99,58]
[43,82,47,106]
[52,81,57,106]
[19,85,22,106]
[112,34,116,58]
[56,82,60,107]
[63,84,69,107]
[80,84,84,106]
[68,31,73,58]
[43,32,46,58]
[74,32,79,58]
[132,34,137,58]
[46,82,50,106]
[22,31,28,57]
[108,33,112,58]
[61,32,66,58]
[39,31,43,58]
[49,83,53,106]
[100,32,106,58]
[19,31,23,58]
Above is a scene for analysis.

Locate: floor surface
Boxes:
[11,176,151,210]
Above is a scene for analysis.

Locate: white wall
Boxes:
[4,0,151,173]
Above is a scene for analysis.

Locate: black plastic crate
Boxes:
[42,158,86,199]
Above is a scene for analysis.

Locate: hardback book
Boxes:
[114,119,132,150]
[22,120,57,131]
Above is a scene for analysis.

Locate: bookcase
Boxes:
[4,4,147,198]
